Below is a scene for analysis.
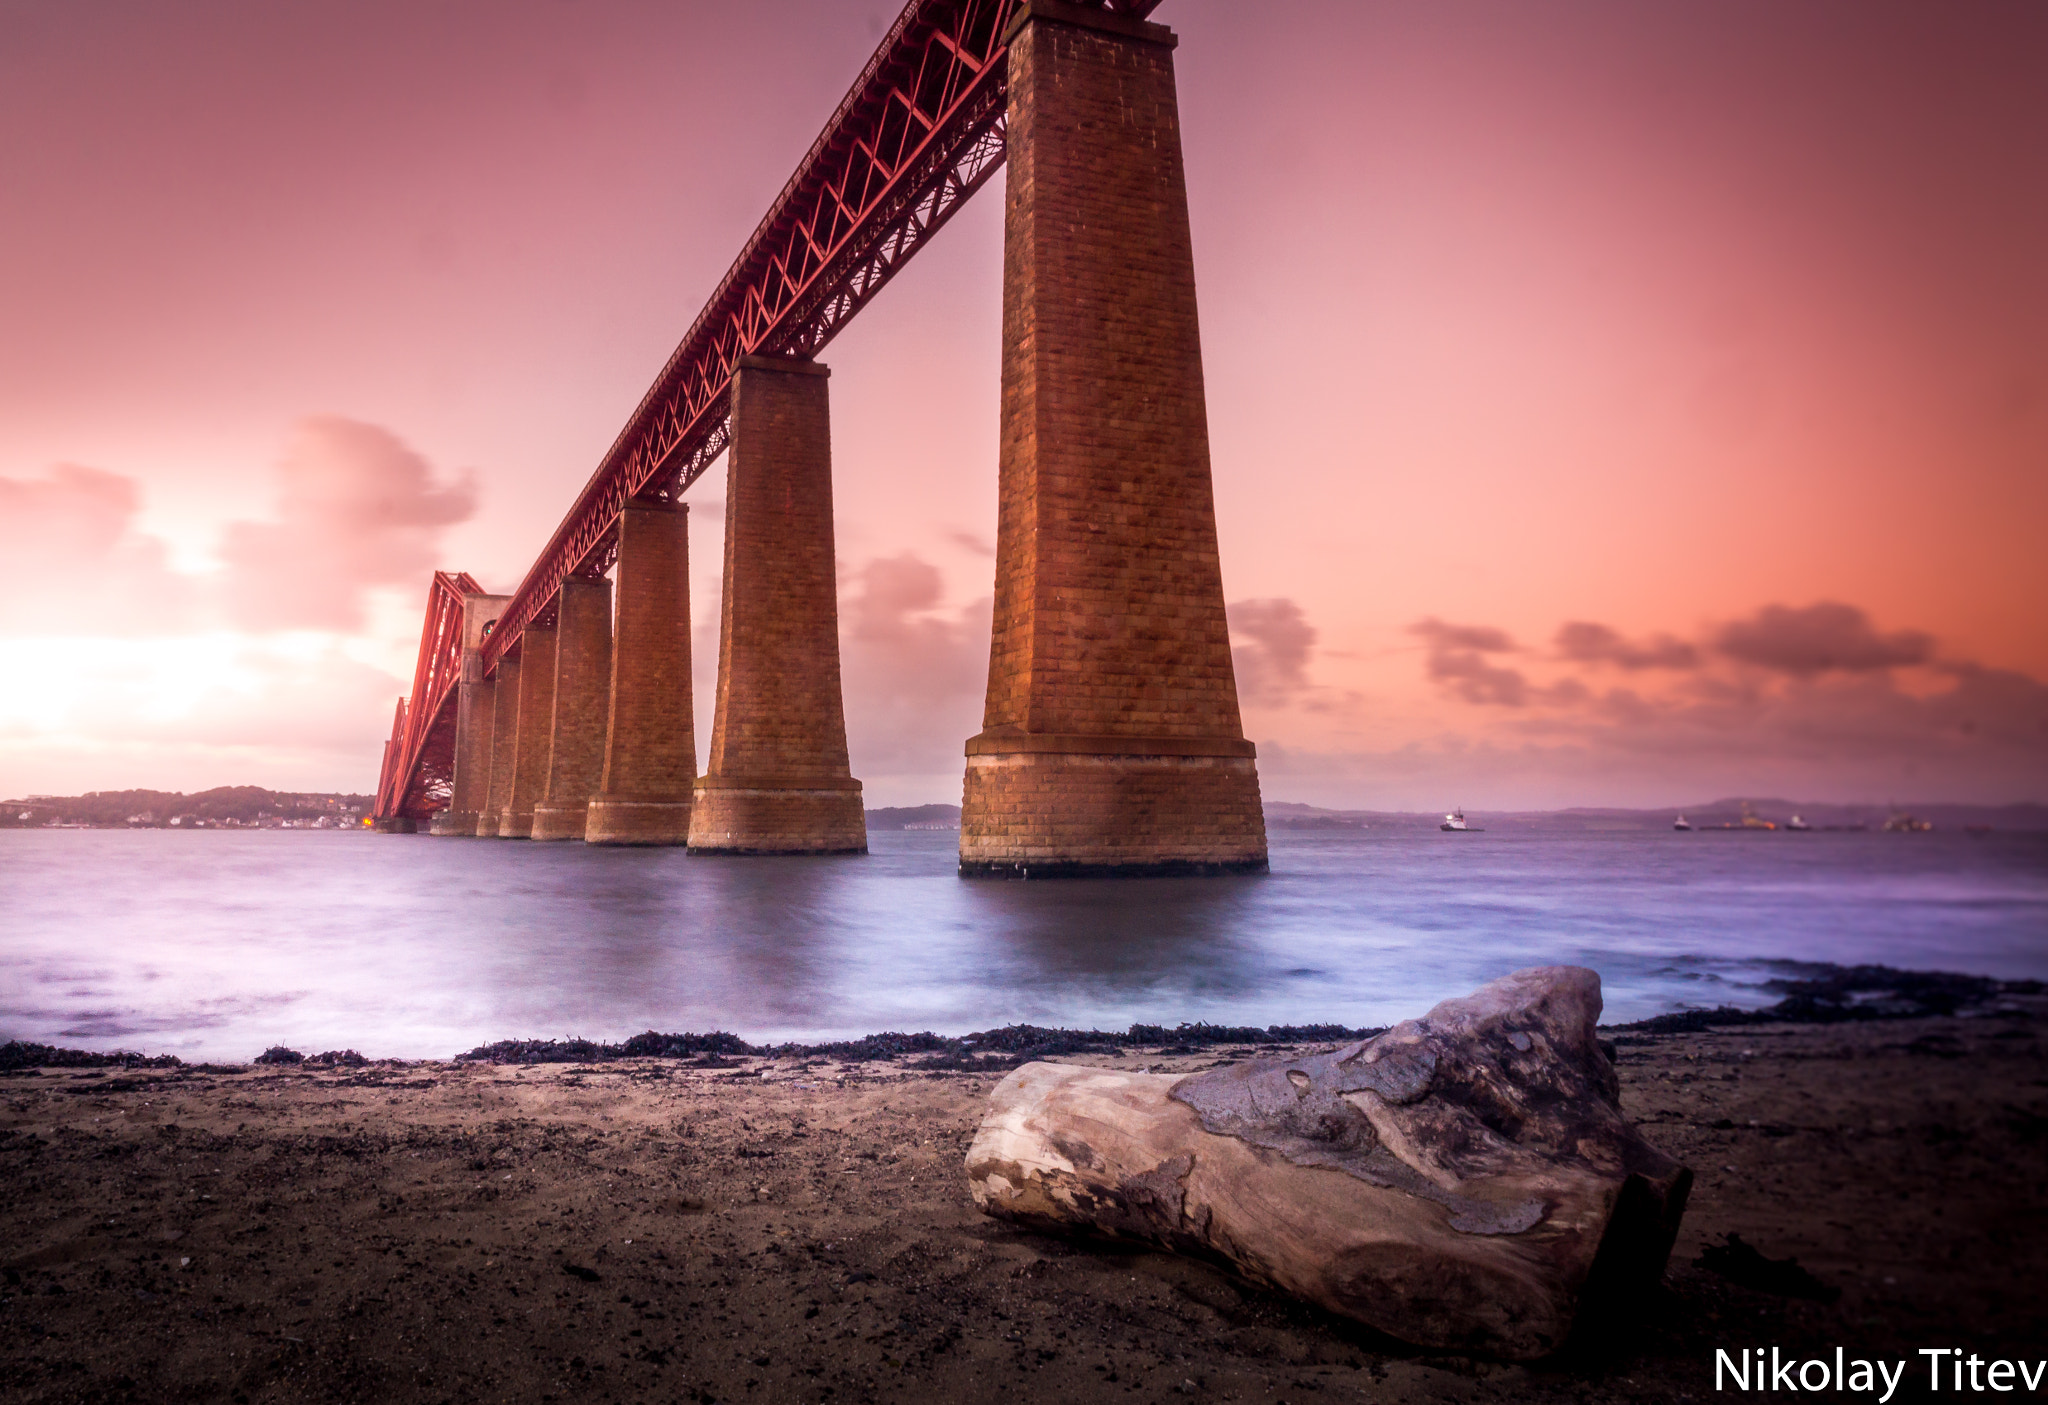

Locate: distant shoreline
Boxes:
[9,790,2043,833]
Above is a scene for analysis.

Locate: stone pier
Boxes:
[688,356,866,854]
[431,591,510,836]
[586,503,698,845]
[478,653,521,836]
[959,2,1267,877]
[531,577,614,841]
[496,626,557,839]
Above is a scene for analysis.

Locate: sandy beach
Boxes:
[4,1006,2045,1405]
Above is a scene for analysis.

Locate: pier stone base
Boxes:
[428,806,477,837]
[587,503,698,846]
[532,577,613,842]
[478,653,521,836]
[688,357,866,856]
[960,743,1266,877]
[959,3,1266,876]
[497,627,557,839]
[688,783,867,856]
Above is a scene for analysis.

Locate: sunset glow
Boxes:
[2,0,2041,807]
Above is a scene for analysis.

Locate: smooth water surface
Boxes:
[3,827,2044,1061]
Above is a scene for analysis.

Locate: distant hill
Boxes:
[1,788,371,830]
[866,804,962,831]
[1262,798,2048,833]
[12,789,2037,835]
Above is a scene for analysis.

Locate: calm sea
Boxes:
[2,827,2044,1062]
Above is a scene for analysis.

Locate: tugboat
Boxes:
[1440,807,1482,832]
[1673,815,1693,831]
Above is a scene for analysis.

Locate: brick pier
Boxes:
[478,653,522,837]
[688,357,866,855]
[431,591,510,836]
[531,577,614,842]
[496,626,557,839]
[586,503,698,845]
[958,2,1267,877]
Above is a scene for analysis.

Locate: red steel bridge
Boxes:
[375,0,1165,823]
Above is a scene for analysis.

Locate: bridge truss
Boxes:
[375,571,482,821]
[376,0,1162,820]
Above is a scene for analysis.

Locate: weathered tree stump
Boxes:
[965,967,1690,1358]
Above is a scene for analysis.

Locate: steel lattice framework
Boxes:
[376,571,482,820]
[376,0,1161,820]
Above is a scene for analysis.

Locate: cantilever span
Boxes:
[481,0,1164,679]
[374,570,482,826]
[378,0,1161,832]
[377,0,1266,876]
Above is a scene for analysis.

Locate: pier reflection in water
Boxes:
[1,828,2043,1062]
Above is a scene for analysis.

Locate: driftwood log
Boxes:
[965,967,1690,1358]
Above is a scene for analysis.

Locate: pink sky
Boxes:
[1,0,2042,809]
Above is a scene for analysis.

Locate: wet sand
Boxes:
[3,1009,2045,1404]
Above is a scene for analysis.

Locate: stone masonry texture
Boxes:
[435,672,494,836]
[689,357,866,855]
[479,654,521,837]
[498,626,557,839]
[960,5,1266,875]
[439,592,510,836]
[532,576,614,842]
[587,503,698,846]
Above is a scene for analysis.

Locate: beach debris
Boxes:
[253,1046,304,1065]
[0,1041,182,1071]
[1610,964,2042,1035]
[965,966,1692,1359]
[1696,1232,1840,1302]
[306,1049,369,1067]
[451,1021,1384,1069]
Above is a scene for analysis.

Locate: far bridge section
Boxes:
[374,0,1267,875]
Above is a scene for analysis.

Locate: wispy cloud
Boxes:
[1554,621,1700,670]
[838,553,988,781]
[1407,617,1579,707]
[0,417,472,792]
[1229,597,1317,706]
[1712,601,1933,676]
[1376,601,2048,800]
[217,416,476,632]
[0,465,194,636]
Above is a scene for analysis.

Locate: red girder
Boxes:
[375,0,1160,818]
[375,571,481,820]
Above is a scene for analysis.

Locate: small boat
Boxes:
[1785,815,1813,832]
[1673,815,1693,831]
[1440,807,1483,832]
